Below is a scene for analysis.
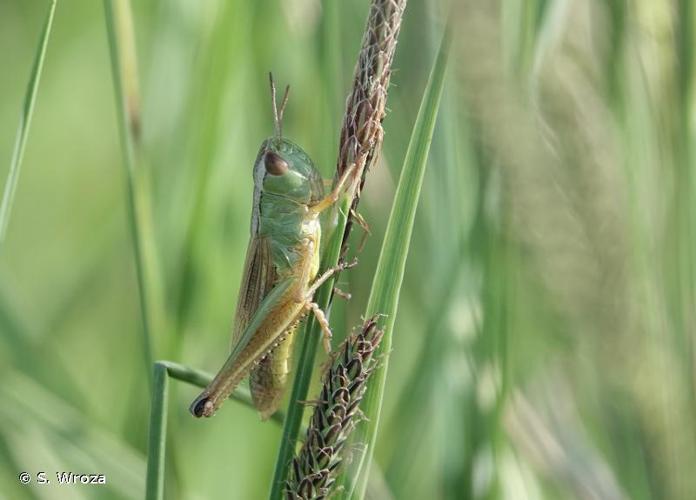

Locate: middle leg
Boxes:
[306,301,333,353]
[305,258,358,298]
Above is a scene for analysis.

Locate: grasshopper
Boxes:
[190,75,356,419]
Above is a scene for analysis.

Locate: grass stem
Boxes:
[146,363,169,500]
[103,0,167,385]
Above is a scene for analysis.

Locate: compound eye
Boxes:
[264,151,289,176]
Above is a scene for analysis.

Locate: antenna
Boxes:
[269,72,290,138]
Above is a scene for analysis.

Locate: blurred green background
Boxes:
[1,0,696,499]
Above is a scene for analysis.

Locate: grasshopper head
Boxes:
[253,73,324,206]
[255,138,324,205]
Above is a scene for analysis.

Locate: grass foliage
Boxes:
[0,0,56,242]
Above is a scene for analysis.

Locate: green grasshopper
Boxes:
[190,75,356,419]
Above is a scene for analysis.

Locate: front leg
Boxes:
[309,164,357,215]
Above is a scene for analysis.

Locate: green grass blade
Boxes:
[0,0,57,242]
[341,29,451,500]
[146,363,169,500]
[104,0,167,384]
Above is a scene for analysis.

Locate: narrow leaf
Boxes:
[342,29,452,499]
[0,0,57,242]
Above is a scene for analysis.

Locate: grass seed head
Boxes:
[284,317,384,499]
